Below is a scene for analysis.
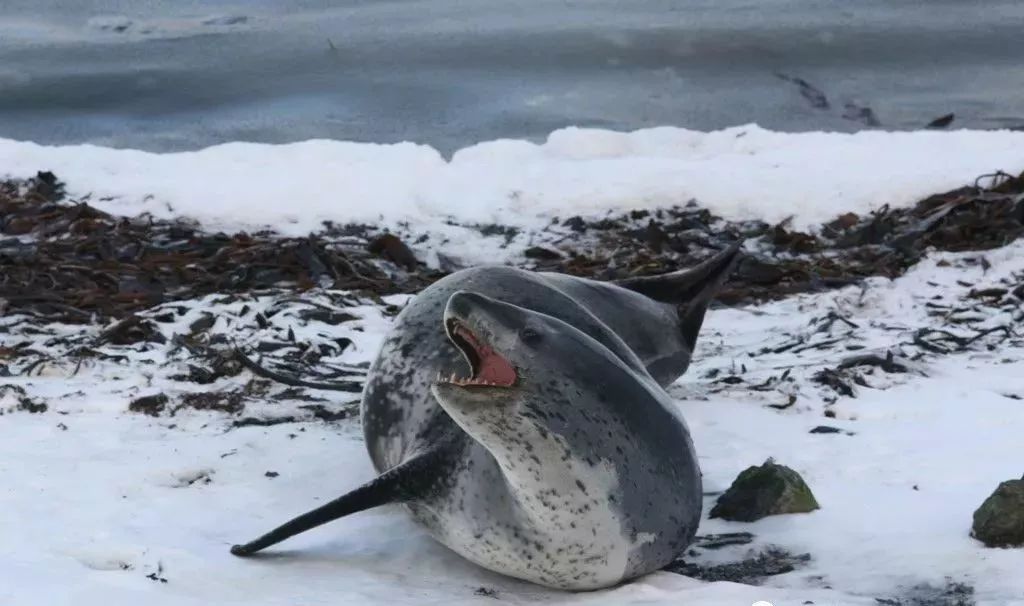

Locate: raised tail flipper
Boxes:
[613,241,743,352]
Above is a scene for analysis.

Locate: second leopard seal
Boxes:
[230,243,741,590]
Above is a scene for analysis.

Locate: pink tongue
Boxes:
[477,347,517,385]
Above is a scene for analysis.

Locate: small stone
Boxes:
[972,478,1024,547]
[265,471,279,478]
[809,425,842,434]
[710,459,820,522]
[523,246,562,260]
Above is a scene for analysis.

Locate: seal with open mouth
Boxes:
[230,243,741,590]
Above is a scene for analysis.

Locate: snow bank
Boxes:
[2,126,1024,236]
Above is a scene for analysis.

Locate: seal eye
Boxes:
[519,327,542,345]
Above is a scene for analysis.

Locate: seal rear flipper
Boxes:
[613,241,742,351]
[230,448,447,557]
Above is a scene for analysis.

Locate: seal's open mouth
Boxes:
[442,319,517,388]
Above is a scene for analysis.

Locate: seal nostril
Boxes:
[519,327,543,345]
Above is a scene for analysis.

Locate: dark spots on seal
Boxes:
[575,479,587,493]
[399,341,417,357]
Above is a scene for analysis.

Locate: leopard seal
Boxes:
[230,243,741,590]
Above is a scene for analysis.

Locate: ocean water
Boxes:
[2,0,1024,154]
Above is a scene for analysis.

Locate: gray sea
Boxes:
[2,0,1023,155]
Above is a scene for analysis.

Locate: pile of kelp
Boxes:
[1,169,1023,321]
[0,172,440,323]
[528,170,1024,305]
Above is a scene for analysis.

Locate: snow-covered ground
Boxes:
[2,129,1024,605]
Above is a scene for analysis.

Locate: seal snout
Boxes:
[441,291,518,388]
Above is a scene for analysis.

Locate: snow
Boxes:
[2,126,1024,245]
[3,235,1023,605]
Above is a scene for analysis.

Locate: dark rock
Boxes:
[972,478,1024,547]
[809,425,842,434]
[710,459,820,522]
[129,393,169,417]
[264,471,279,478]
[524,246,562,260]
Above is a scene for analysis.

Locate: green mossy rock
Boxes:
[710,458,820,522]
[972,477,1024,548]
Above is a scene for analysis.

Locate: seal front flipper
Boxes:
[230,446,450,557]
[613,241,742,351]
